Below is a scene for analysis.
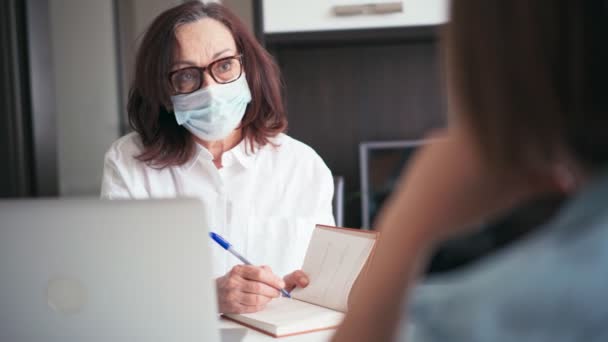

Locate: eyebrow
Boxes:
[172,48,234,69]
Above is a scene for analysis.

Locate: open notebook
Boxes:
[223,225,378,338]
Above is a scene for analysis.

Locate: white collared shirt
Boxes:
[101,132,335,278]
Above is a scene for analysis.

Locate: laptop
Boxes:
[0,198,220,342]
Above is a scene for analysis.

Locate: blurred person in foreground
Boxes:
[334,1,608,341]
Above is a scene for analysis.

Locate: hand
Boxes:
[283,270,310,292]
[216,265,285,314]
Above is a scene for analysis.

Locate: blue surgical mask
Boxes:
[171,75,252,141]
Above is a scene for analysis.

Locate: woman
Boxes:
[101,2,334,314]
[334,1,608,341]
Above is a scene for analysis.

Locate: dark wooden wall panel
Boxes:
[272,41,446,227]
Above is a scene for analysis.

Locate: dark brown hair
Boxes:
[128,1,287,167]
[447,0,608,172]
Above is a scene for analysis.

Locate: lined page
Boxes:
[290,227,375,312]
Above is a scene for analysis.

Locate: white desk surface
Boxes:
[219,319,335,342]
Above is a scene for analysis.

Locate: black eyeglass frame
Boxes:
[168,54,244,95]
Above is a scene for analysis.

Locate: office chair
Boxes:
[333,175,345,227]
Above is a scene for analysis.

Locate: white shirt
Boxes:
[101,132,335,278]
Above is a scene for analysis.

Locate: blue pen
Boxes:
[210,232,291,298]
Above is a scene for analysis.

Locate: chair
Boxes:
[333,175,345,227]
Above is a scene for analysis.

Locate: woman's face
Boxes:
[172,18,239,91]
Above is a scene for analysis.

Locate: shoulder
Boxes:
[104,132,146,167]
[260,133,330,173]
[405,189,608,341]
[266,133,324,163]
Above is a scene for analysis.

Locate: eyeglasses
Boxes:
[168,54,243,95]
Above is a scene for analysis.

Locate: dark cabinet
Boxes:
[254,1,447,227]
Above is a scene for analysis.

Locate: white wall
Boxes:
[49,0,121,196]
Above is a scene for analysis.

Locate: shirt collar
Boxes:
[551,167,608,230]
[181,138,256,171]
[228,139,256,169]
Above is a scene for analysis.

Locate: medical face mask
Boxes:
[171,75,252,141]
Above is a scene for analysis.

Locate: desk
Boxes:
[219,319,335,342]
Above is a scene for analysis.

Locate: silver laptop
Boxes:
[0,198,220,342]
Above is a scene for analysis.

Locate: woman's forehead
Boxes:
[174,18,237,63]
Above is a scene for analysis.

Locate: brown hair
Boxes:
[128,1,287,167]
[447,0,608,172]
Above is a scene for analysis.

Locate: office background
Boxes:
[1,0,446,226]
[0,0,563,273]
[2,0,218,199]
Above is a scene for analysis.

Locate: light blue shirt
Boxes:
[403,172,608,341]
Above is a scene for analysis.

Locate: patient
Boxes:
[334,0,608,341]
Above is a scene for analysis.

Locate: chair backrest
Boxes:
[333,175,345,227]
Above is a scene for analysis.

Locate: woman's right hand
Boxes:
[216,265,285,314]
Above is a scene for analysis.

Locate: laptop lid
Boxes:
[0,198,219,342]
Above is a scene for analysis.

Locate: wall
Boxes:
[115,0,184,133]
[49,0,121,196]
[222,0,254,33]
[273,37,446,227]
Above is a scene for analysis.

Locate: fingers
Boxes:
[219,293,267,314]
[284,270,310,291]
[239,292,273,306]
[232,265,286,290]
[293,270,310,287]
[220,285,272,312]
[241,279,281,298]
[238,304,267,314]
[217,266,286,314]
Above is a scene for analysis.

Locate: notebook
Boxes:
[223,225,379,338]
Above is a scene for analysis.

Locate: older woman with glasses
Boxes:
[101,2,334,314]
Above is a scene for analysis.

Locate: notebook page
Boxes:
[290,227,375,312]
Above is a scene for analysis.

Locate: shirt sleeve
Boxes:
[100,147,134,199]
[401,281,479,342]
